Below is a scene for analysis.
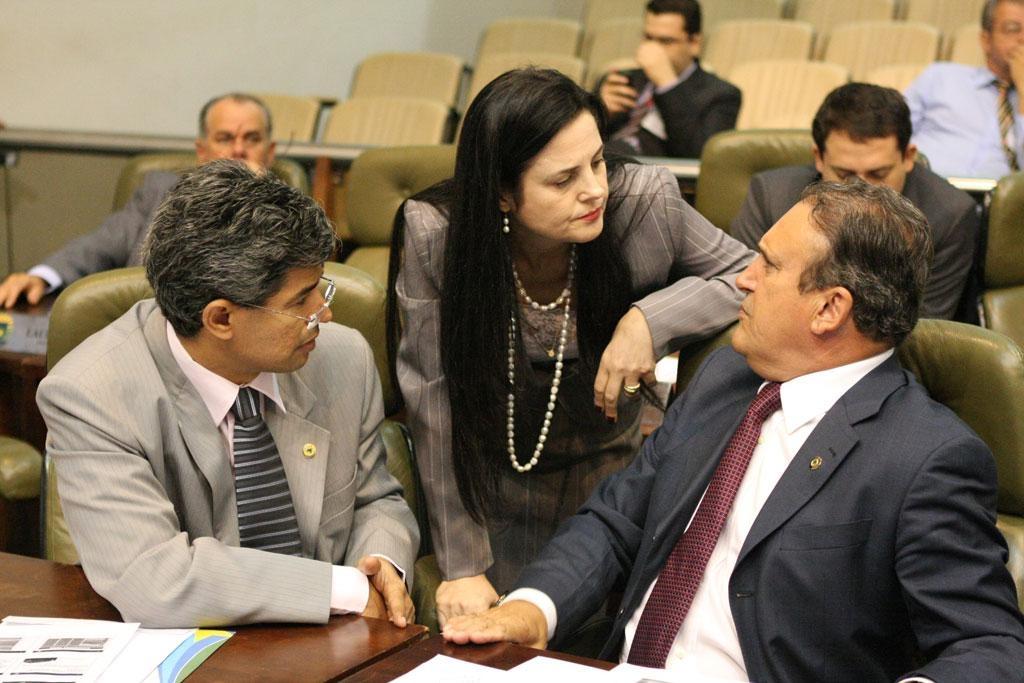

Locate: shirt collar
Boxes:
[166,320,285,427]
[975,65,1005,89]
[771,349,894,435]
[668,61,698,88]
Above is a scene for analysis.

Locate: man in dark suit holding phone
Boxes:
[598,0,740,158]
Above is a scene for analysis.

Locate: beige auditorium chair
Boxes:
[792,0,896,56]
[729,60,849,130]
[581,0,645,38]
[949,23,985,65]
[467,53,586,106]
[253,93,323,143]
[863,63,930,91]
[350,52,465,109]
[703,19,814,78]
[318,99,449,243]
[321,98,450,147]
[700,0,786,35]
[823,21,939,81]
[582,17,643,86]
[477,18,582,60]
[902,0,986,55]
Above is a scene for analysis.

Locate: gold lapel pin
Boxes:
[302,443,317,459]
[809,456,823,470]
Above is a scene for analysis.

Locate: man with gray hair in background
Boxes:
[0,92,277,308]
[37,160,419,628]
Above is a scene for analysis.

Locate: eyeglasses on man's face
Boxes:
[247,276,336,330]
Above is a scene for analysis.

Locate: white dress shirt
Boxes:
[509,350,935,681]
[166,322,372,615]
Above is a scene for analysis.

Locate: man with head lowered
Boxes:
[0,92,278,308]
[37,161,418,628]
[442,181,1024,681]
[731,83,980,321]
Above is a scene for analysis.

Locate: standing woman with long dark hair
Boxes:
[387,68,753,626]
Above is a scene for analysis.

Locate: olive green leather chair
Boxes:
[982,172,1024,347]
[676,320,1024,609]
[0,436,42,552]
[112,153,309,210]
[344,145,456,287]
[694,129,814,232]
[41,264,441,627]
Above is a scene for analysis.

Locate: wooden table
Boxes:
[0,552,428,681]
[345,635,616,680]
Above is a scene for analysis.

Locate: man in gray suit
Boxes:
[443,182,1024,680]
[0,92,277,308]
[731,83,979,321]
[37,161,419,628]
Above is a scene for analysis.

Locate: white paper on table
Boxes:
[506,655,610,681]
[97,628,193,683]
[0,616,139,683]
[391,654,509,682]
[608,662,749,683]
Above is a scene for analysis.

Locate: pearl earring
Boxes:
[502,213,510,234]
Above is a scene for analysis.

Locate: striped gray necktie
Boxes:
[231,387,303,556]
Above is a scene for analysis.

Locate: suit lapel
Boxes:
[735,355,908,566]
[143,306,238,541]
[266,371,330,553]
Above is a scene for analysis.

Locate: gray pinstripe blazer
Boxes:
[396,163,755,580]
[37,300,419,628]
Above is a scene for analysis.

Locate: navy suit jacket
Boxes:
[516,347,1024,681]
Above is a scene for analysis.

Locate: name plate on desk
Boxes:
[0,311,49,355]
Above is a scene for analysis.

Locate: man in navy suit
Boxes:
[443,181,1024,681]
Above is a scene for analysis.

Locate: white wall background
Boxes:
[1,0,584,136]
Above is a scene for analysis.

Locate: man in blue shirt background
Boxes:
[905,0,1024,178]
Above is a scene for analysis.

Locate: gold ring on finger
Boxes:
[623,383,641,396]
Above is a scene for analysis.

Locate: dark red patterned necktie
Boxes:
[627,382,782,668]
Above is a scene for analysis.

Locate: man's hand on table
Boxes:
[358,555,414,627]
[441,600,548,650]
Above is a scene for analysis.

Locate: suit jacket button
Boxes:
[302,443,316,458]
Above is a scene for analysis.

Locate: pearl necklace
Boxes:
[506,247,576,473]
[512,247,576,311]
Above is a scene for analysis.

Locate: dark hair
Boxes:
[144,160,335,336]
[799,181,932,347]
[198,92,273,138]
[646,0,702,34]
[387,68,636,522]
[984,0,996,30]
[812,83,912,154]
